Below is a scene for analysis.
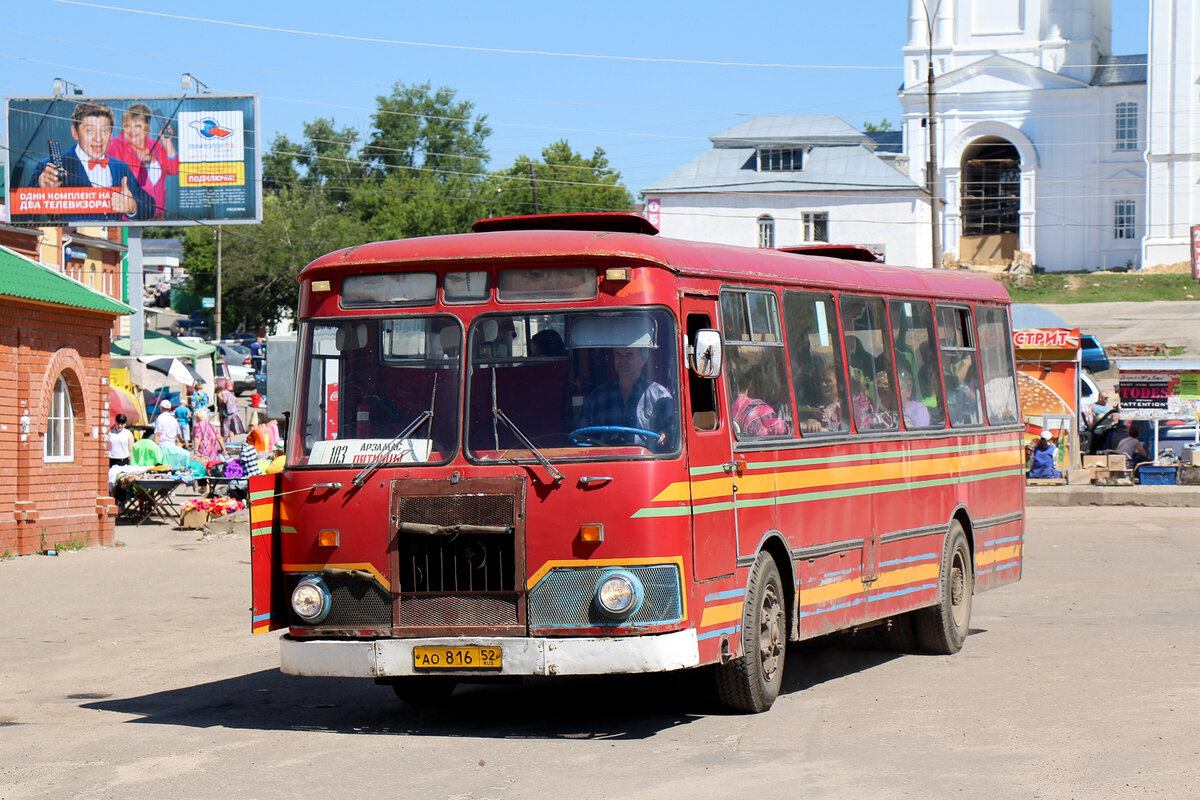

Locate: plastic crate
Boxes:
[1138,465,1177,485]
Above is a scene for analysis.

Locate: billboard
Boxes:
[4,94,261,226]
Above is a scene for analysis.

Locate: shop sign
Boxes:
[1013,328,1080,350]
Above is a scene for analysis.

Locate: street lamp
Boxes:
[180,72,210,94]
[51,78,84,96]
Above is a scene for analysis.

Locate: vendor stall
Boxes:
[1013,327,1081,473]
[1116,359,1200,459]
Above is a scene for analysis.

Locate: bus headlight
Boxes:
[291,576,331,624]
[594,571,643,619]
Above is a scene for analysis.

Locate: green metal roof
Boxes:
[0,244,133,315]
[111,329,216,358]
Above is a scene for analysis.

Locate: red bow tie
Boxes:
[88,156,109,169]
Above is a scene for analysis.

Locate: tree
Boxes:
[362,82,492,181]
[263,119,364,204]
[183,188,368,331]
[485,140,633,217]
[863,119,896,132]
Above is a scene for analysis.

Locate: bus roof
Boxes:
[301,216,1011,304]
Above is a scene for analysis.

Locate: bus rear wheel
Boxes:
[914,520,973,654]
[715,552,787,713]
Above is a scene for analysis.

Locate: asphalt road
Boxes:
[1041,301,1200,358]
[2,506,1197,800]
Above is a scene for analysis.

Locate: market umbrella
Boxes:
[140,356,203,386]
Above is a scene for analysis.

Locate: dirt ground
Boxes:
[1,506,1197,800]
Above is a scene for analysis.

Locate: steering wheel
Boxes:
[569,426,660,447]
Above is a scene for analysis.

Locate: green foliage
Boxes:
[363,82,492,180]
[184,188,369,331]
[56,536,90,552]
[863,119,896,132]
[484,140,633,217]
[1001,272,1200,304]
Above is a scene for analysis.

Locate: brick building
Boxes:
[0,244,132,556]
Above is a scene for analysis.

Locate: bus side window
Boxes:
[937,305,984,427]
[687,313,719,431]
[976,306,1019,424]
[784,290,849,435]
[889,299,946,429]
[721,289,793,439]
[839,295,899,432]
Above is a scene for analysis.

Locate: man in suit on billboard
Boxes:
[31,101,154,220]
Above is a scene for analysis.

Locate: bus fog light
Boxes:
[291,577,331,623]
[595,571,643,618]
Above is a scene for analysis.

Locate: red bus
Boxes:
[249,212,1024,713]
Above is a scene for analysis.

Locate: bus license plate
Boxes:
[413,645,502,670]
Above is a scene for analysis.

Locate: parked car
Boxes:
[170,309,211,339]
[214,342,252,368]
[1080,333,1110,373]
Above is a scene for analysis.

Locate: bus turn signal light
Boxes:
[604,268,629,283]
[579,524,604,543]
[317,529,340,548]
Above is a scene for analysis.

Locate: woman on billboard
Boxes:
[107,103,178,219]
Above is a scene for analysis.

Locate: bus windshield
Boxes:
[466,308,680,461]
[292,316,462,467]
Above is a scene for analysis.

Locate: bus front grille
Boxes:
[391,479,525,633]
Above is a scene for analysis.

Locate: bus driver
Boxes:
[576,347,676,451]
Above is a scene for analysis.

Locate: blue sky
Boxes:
[2,0,1149,197]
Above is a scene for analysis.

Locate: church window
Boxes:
[1114,201,1136,240]
[757,215,775,248]
[1115,102,1138,150]
[757,148,804,172]
[801,212,829,242]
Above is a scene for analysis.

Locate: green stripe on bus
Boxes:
[249,490,276,502]
[634,466,1023,519]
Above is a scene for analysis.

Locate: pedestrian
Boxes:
[108,413,134,467]
[192,381,210,414]
[250,331,265,373]
[153,400,181,447]
[174,399,193,445]
[218,386,245,438]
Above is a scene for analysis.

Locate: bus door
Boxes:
[682,297,737,582]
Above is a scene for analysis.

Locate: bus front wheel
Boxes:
[914,520,973,654]
[715,552,786,713]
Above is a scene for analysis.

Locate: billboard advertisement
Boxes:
[4,94,261,226]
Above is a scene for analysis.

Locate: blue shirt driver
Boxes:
[576,347,676,451]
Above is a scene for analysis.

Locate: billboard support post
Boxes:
[128,228,144,358]
[216,226,223,341]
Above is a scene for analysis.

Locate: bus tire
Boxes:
[875,613,918,652]
[715,552,786,713]
[387,677,457,705]
[914,520,973,654]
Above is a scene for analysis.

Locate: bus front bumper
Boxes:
[279,629,700,678]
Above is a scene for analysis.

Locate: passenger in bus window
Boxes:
[731,360,791,438]
[529,329,565,357]
[898,369,931,428]
[576,347,676,450]
[945,354,982,426]
[798,366,845,433]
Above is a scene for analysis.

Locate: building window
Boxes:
[44,375,74,462]
[801,212,828,242]
[1115,102,1138,150]
[1114,200,1136,239]
[757,148,804,172]
[757,215,775,248]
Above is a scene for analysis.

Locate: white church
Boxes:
[644,0,1198,272]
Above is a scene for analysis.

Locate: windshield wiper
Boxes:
[488,367,563,485]
[352,376,437,488]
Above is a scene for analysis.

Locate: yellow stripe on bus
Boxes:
[976,544,1023,566]
[281,561,390,591]
[699,601,743,628]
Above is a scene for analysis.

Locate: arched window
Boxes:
[757,215,775,249]
[45,375,74,462]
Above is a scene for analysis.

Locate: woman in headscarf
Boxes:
[191,408,225,462]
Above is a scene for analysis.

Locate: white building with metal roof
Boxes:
[642,116,933,268]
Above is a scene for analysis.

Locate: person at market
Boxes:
[1117,422,1151,468]
[174,399,193,445]
[191,382,210,414]
[153,400,181,446]
[30,101,154,220]
[218,386,245,437]
[190,408,224,462]
[1027,433,1062,479]
[108,413,134,468]
[106,102,177,218]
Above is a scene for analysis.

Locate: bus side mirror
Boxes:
[690,329,722,379]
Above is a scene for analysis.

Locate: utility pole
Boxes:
[924,0,943,269]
